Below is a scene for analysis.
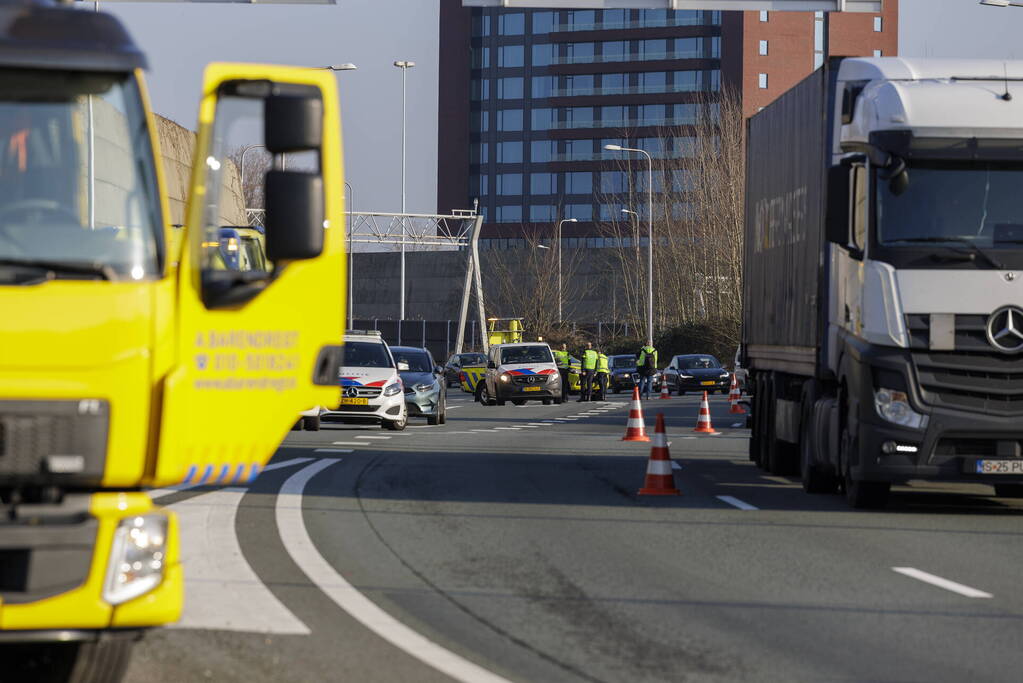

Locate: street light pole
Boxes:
[556,217,578,324]
[606,145,654,346]
[394,60,415,320]
[345,181,355,329]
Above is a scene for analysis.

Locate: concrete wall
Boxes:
[349,248,621,323]
[155,115,245,227]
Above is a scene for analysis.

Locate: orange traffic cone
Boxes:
[728,373,746,414]
[693,391,719,434]
[638,413,680,496]
[659,378,671,400]
[622,386,650,442]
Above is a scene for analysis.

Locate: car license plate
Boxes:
[523,386,542,392]
[340,398,369,405]
[974,459,1023,475]
[701,380,715,386]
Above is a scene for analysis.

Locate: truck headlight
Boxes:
[499,373,510,383]
[104,514,168,605]
[874,387,927,429]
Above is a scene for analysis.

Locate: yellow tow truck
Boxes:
[0,2,345,679]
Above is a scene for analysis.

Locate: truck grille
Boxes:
[911,352,1023,416]
[905,314,992,352]
[0,400,109,484]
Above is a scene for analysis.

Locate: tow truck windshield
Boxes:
[877,162,1023,254]
[0,70,162,280]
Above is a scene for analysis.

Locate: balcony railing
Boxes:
[551,116,696,130]
[551,50,710,65]
[554,16,711,32]
[547,83,715,97]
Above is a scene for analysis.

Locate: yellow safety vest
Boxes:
[596,353,609,374]
[582,349,598,370]
[553,349,570,368]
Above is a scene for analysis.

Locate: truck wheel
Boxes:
[765,375,798,476]
[68,640,134,683]
[841,427,890,508]
[800,387,837,494]
[994,484,1023,498]
[302,415,320,431]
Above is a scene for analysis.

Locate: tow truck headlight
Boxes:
[383,382,402,396]
[499,373,511,383]
[104,514,168,605]
[874,387,927,429]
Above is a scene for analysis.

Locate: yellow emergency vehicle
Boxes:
[0,3,345,679]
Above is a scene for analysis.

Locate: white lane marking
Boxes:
[516,425,540,428]
[471,429,492,432]
[671,461,682,470]
[356,435,392,440]
[892,568,993,599]
[446,405,465,410]
[263,457,315,472]
[716,495,758,511]
[527,423,550,426]
[169,489,310,634]
[494,427,521,430]
[332,442,366,447]
[315,448,353,454]
[277,461,515,683]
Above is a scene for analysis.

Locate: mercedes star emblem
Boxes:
[986,305,1023,353]
[527,376,536,384]
[345,386,359,398]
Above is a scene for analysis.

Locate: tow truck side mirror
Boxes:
[265,93,322,153]
[265,171,324,261]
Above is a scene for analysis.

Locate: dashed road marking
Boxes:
[314,448,353,454]
[671,461,682,470]
[331,442,366,446]
[892,568,993,599]
[356,435,392,440]
[716,495,758,511]
[494,427,521,430]
[276,461,515,683]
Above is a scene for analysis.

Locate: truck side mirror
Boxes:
[825,164,850,245]
[265,94,322,153]
[265,170,324,261]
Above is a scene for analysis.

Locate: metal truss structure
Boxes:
[462,1,880,10]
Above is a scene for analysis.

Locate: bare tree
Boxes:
[227,146,272,210]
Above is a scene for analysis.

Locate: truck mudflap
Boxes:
[845,344,1023,486]
[0,492,182,632]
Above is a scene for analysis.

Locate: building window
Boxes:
[814,11,825,70]
[568,9,596,29]
[873,49,882,57]
[531,108,554,131]
[566,42,595,63]
[472,14,490,37]
[532,43,554,68]
[498,13,525,36]
[496,205,523,222]
[873,16,882,32]
[471,48,490,69]
[565,204,593,221]
[600,105,625,125]
[530,139,556,162]
[759,10,768,22]
[497,109,523,132]
[530,205,556,221]
[601,72,626,93]
[496,141,523,163]
[565,171,592,194]
[758,73,768,89]
[564,139,592,160]
[497,77,524,99]
[674,37,701,59]
[639,71,667,90]
[471,174,488,196]
[471,110,489,132]
[600,170,626,194]
[564,107,594,128]
[601,41,628,62]
[638,103,666,124]
[470,79,489,101]
[530,172,556,195]
[498,45,524,68]
[532,11,555,34]
[759,40,768,56]
[563,74,595,95]
[532,76,556,99]
[470,142,489,164]
[496,174,522,195]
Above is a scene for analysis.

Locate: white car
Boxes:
[322,331,408,430]
[478,342,563,406]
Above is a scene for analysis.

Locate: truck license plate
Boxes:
[974,459,1023,474]
[340,398,369,405]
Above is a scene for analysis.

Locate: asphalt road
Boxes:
[128,390,1023,683]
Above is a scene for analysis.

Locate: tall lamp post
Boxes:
[556,218,578,323]
[621,208,640,319]
[605,145,654,346]
[394,60,415,320]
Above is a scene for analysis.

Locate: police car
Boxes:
[322,330,408,430]
[477,342,563,406]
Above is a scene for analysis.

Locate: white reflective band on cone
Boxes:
[646,460,673,476]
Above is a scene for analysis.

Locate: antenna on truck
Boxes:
[1002,63,1013,101]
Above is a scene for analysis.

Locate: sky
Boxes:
[102,0,1023,216]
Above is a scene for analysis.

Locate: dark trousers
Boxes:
[558,368,570,396]
[596,372,608,400]
[580,370,595,401]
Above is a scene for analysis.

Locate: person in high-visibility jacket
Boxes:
[579,342,598,402]
[553,343,571,397]
[637,343,658,400]
[595,350,609,401]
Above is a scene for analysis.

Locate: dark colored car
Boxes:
[609,354,638,393]
[443,352,487,388]
[392,346,447,425]
[662,354,731,395]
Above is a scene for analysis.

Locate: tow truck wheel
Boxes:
[302,415,320,431]
[994,484,1023,498]
[68,640,134,683]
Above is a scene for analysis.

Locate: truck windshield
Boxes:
[500,346,553,364]
[0,70,161,280]
[877,162,1023,250]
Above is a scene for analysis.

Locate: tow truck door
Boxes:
[150,64,345,487]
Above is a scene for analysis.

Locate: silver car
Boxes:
[391,346,447,425]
